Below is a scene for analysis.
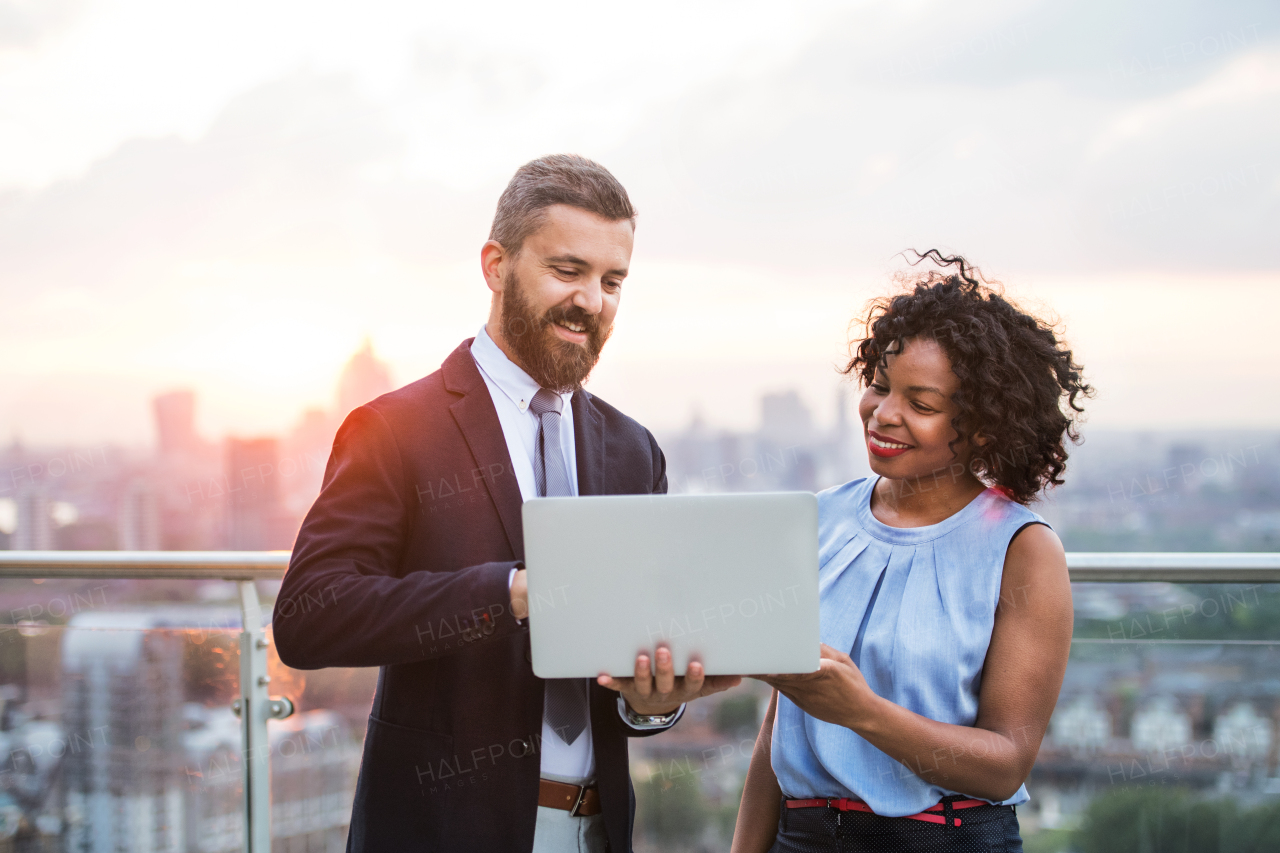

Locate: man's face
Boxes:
[485,204,633,393]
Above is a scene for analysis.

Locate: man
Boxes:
[273,154,739,853]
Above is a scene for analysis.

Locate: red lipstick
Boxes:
[867,429,913,458]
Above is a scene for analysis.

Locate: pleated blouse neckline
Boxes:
[855,476,998,545]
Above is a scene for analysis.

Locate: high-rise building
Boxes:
[13,487,54,551]
[153,391,200,458]
[61,612,185,853]
[760,390,814,447]
[282,407,338,523]
[60,609,359,852]
[118,480,162,551]
[181,705,358,853]
[335,340,393,418]
[225,438,285,550]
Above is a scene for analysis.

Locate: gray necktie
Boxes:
[529,389,589,745]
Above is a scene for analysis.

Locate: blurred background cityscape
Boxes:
[0,342,1278,851]
[2,0,1279,850]
[5,338,1279,556]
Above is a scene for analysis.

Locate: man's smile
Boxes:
[552,319,589,344]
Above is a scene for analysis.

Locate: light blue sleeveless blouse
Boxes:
[771,477,1044,817]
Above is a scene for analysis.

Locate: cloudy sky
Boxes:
[2,0,1278,445]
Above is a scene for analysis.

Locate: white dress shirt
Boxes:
[471,325,684,782]
[471,325,580,504]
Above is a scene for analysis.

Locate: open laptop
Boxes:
[523,492,820,678]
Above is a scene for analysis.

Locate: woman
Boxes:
[732,251,1090,853]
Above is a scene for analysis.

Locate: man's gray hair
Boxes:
[489,154,636,254]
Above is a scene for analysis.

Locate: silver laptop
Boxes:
[523,492,820,678]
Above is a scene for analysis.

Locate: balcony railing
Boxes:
[0,550,1277,852]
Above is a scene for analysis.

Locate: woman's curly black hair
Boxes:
[845,250,1092,504]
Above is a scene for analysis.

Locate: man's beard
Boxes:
[498,269,612,394]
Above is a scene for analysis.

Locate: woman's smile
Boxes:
[866,429,914,458]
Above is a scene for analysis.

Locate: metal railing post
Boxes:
[237,580,272,853]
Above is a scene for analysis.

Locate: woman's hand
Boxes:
[757,644,882,731]
[753,525,1074,803]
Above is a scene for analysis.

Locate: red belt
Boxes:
[785,797,990,827]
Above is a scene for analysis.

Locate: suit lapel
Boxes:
[442,340,525,560]
[572,391,606,497]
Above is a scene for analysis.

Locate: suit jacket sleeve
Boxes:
[272,405,524,670]
[650,429,668,497]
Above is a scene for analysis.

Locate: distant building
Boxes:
[290,408,336,458]
[180,702,242,853]
[225,438,293,550]
[12,487,54,551]
[153,391,201,458]
[54,518,116,550]
[118,480,161,551]
[61,612,186,853]
[282,407,338,514]
[336,339,392,418]
[760,390,814,447]
[1131,696,1193,753]
[1213,701,1273,761]
[59,610,358,853]
[660,386,858,495]
[1050,695,1112,752]
[268,710,358,847]
[181,705,357,852]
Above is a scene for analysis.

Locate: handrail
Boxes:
[0,550,290,579]
[1065,552,1280,583]
[0,551,1277,583]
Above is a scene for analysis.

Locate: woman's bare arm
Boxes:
[762,524,1073,802]
[731,690,783,853]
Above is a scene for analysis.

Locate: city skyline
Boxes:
[0,339,396,552]
[6,267,1280,447]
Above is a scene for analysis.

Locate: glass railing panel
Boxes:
[263,626,375,852]
[180,618,245,853]
[1,571,1274,853]
[1026,639,1280,853]
[627,582,1280,852]
[0,597,244,853]
[630,682,770,852]
[1023,582,1280,853]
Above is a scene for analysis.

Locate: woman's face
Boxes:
[857,336,974,482]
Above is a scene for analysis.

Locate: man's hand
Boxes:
[510,569,528,619]
[597,645,742,715]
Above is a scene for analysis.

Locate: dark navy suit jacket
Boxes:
[273,338,669,853]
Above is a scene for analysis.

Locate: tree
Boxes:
[1077,786,1280,853]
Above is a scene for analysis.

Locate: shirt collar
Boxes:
[471,325,572,413]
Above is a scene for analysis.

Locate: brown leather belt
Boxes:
[539,779,602,816]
